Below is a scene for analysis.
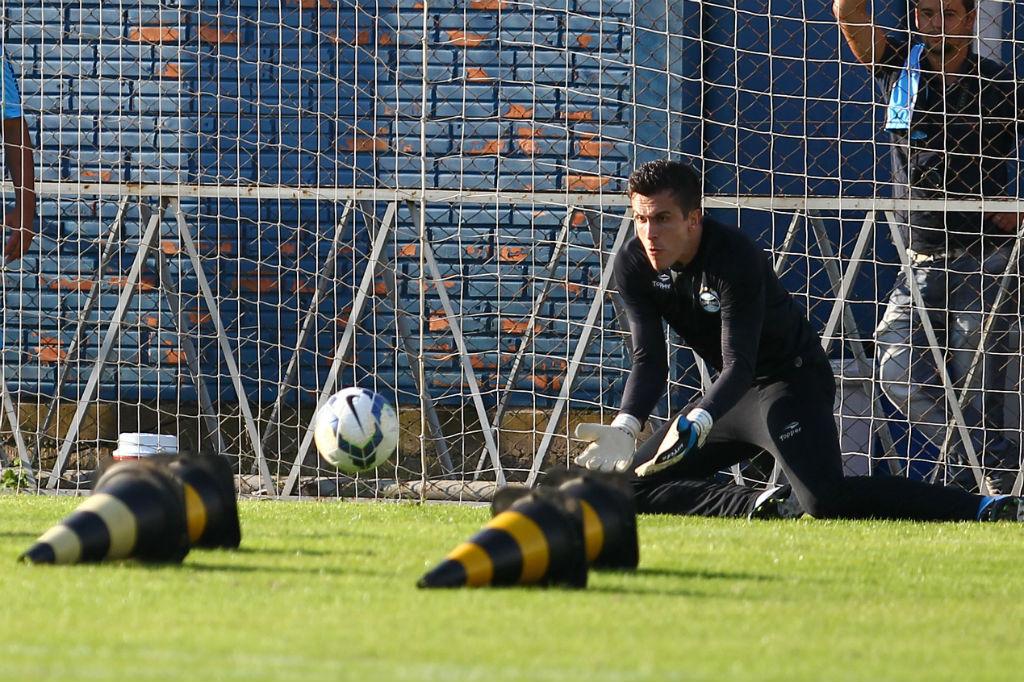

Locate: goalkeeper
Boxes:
[574,159,1021,522]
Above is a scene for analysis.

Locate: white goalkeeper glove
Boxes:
[573,414,641,473]
[634,408,713,478]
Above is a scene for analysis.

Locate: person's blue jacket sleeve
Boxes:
[2,56,23,119]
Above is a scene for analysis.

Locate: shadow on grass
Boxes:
[258,530,383,542]
[631,567,778,582]
[586,584,706,598]
[179,561,388,578]
[231,546,335,557]
[0,531,38,539]
[583,567,777,597]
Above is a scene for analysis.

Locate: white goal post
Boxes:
[0,0,1019,499]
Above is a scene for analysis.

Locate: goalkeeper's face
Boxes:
[915,0,975,58]
[630,190,702,272]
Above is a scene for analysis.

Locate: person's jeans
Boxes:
[874,247,1020,486]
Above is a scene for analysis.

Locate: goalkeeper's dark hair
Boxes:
[628,159,702,215]
[915,0,974,12]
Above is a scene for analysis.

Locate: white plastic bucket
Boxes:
[111,433,180,461]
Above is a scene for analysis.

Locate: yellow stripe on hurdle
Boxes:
[489,511,549,583]
[448,542,494,586]
[183,483,208,543]
[77,493,138,559]
[579,500,604,563]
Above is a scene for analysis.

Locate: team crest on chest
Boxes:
[699,288,721,313]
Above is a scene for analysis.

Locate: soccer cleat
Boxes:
[977,495,1024,522]
[749,485,804,520]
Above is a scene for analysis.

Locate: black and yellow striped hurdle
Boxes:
[490,472,639,571]
[20,461,191,565]
[557,475,638,570]
[418,489,588,588]
[167,454,241,549]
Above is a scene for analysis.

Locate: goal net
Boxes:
[1,0,1021,498]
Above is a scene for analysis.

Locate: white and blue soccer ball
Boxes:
[313,387,399,474]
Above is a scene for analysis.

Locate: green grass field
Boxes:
[2,495,1023,681]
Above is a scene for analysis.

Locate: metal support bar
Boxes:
[17,182,1024,212]
[764,211,807,488]
[47,198,168,487]
[884,215,984,488]
[807,212,899,473]
[154,231,226,456]
[409,201,506,485]
[471,208,576,479]
[393,302,455,474]
[0,362,33,485]
[364,199,453,475]
[525,211,633,487]
[279,203,398,496]
[170,198,274,492]
[585,210,636,402]
[369,202,453,475]
[820,213,876,346]
[583,212,635,359]
[35,193,132,467]
[773,211,804,275]
[930,225,1024,493]
[658,198,807,482]
[257,200,354,458]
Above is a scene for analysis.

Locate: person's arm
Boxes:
[985,81,1024,234]
[3,116,36,263]
[574,250,667,473]
[617,285,669,427]
[2,56,35,264]
[695,255,765,421]
[833,0,890,67]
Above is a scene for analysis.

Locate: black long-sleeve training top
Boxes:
[615,216,824,424]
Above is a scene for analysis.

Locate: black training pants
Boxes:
[632,360,983,520]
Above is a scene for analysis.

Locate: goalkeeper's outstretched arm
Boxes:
[833,0,890,66]
[573,253,668,473]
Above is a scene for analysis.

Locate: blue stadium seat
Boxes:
[40,126,95,149]
[37,46,96,78]
[76,79,132,115]
[67,9,125,41]
[434,84,497,118]
[126,8,191,26]
[134,81,194,114]
[573,0,630,17]
[499,84,560,120]
[4,43,36,67]
[20,77,67,98]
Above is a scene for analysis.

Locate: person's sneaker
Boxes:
[980,438,1021,495]
[977,495,1024,522]
[983,470,1017,496]
[749,485,803,520]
